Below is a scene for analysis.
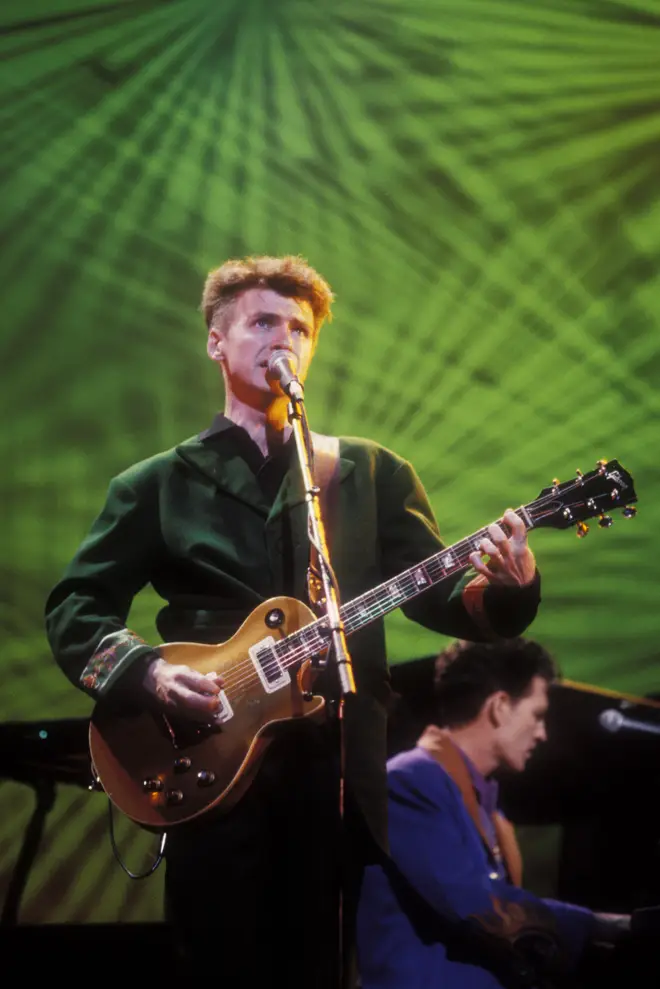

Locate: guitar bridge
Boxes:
[249,637,291,693]
[214,690,233,723]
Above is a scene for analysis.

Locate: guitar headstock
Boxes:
[529,459,637,534]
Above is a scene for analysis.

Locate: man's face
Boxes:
[207,287,316,404]
[494,676,549,773]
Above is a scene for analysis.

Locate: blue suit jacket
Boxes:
[357,745,596,988]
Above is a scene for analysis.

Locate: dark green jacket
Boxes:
[45,426,540,848]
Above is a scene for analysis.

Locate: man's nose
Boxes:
[270,325,296,352]
[536,722,547,743]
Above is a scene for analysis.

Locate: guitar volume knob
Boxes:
[173,757,192,772]
[196,770,216,787]
[165,789,184,805]
[143,778,164,793]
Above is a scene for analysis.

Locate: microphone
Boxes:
[266,350,304,401]
[599,708,660,738]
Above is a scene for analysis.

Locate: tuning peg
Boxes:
[575,469,584,484]
[596,459,608,473]
[598,515,613,528]
[576,521,589,538]
[622,506,637,519]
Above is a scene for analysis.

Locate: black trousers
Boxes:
[164,722,367,988]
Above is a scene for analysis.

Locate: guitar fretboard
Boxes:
[272,508,533,671]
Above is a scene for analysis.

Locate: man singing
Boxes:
[46,255,542,987]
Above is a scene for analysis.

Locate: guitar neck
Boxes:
[276,505,535,670]
[342,509,533,635]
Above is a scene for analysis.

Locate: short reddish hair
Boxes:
[201,255,334,333]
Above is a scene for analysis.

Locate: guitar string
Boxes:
[221,544,477,692]
[214,477,611,697]
[216,531,494,695]
[216,479,619,697]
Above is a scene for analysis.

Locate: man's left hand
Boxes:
[469,508,536,587]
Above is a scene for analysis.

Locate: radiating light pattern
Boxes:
[1,0,659,921]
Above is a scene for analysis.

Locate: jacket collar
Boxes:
[417,725,491,848]
[175,417,354,517]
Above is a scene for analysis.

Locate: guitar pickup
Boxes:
[249,637,291,693]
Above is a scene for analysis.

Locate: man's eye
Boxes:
[294,325,310,336]
[256,317,273,329]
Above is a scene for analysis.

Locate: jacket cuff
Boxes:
[462,570,541,638]
[484,570,541,638]
[80,629,159,698]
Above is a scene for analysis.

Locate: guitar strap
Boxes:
[307,433,341,612]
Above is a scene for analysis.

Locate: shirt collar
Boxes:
[199,413,295,454]
[198,412,235,441]
[456,746,500,818]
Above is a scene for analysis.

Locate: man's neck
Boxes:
[445,725,499,778]
[224,394,291,458]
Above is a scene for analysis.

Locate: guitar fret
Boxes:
[388,580,407,604]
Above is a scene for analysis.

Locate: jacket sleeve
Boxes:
[386,758,596,963]
[376,454,541,640]
[45,472,162,699]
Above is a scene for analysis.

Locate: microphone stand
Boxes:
[286,390,355,699]
[286,383,355,989]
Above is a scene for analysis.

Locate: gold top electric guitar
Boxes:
[89,459,637,829]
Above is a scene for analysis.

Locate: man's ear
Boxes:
[207,327,224,362]
[487,691,511,729]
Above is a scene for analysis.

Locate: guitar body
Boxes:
[89,597,325,829]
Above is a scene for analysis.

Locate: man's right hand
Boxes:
[142,656,225,720]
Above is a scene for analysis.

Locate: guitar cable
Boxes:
[107,798,168,879]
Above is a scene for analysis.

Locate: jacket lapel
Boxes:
[267,436,355,604]
[267,434,355,522]
[417,726,491,847]
[493,814,523,887]
[175,427,356,597]
[417,725,522,887]
[175,434,270,515]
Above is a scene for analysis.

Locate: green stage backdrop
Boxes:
[1,0,659,923]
